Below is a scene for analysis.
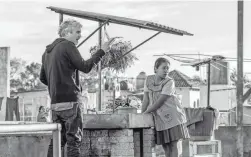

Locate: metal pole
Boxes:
[53,129,62,157]
[59,13,63,25]
[120,31,161,59]
[207,62,211,107]
[237,1,244,157]
[22,98,24,121]
[98,21,102,111]
[113,83,115,113]
[77,20,109,48]
[0,123,60,132]
[58,14,64,157]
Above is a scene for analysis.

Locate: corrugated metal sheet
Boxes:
[47,6,193,36]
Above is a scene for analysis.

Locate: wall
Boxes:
[215,126,251,157]
[200,85,251,110]
[210,61,230,85]
[4,119,251,157]
[12,90,50,121]
[189,89,200,108]
[0,47,10,98]
[200,85,235,110]
[87,92,97,109]
[81,129,155,157]
[176,88,190,108]
[0,133,51,157]
[11,89,126,121]
[0,128,156,157]
[230,106,251,125]
[175,88,200,108]
[0,47,10,121]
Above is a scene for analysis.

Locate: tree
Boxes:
[24,62,46,90]
[10,58,27,92]
[230,68,250,87]
[229,68,251,104]
[10,58,46,92]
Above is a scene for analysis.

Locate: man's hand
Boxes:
[101,37,117,52]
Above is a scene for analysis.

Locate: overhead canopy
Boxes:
[47,6,193,36]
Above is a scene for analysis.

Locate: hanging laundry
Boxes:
[5,97,20,121]
[0,97,3,110]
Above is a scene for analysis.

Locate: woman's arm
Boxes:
[141,92,150,113]
[144,94,171,113]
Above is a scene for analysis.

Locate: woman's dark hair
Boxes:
[154,57,170,73]
[39,106,45,112]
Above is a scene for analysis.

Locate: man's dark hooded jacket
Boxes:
[40,38,105,104]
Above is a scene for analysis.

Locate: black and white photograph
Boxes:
[0,0,251,157]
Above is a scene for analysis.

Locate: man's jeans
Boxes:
[47,103,83,157]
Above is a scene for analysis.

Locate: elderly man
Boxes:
[40,19,113,157]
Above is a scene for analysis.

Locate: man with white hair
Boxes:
[40,19,113,157]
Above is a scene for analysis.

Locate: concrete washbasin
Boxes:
[0,113,154,157]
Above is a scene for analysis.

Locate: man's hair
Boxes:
[58,19,82,37]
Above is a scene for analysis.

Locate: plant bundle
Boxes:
[90,37,138,73]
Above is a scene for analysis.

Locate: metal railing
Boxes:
[0,122,61,157]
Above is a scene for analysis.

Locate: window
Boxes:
[19,98,35,121]
[19,96,50,122]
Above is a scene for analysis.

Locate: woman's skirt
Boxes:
[155,123,190,145]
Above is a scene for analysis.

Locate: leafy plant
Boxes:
[90,37,138,73]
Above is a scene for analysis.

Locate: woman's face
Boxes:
[40,107,45,113]
[155,62,170,79]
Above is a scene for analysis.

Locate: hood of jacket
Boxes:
[45,38,66,53]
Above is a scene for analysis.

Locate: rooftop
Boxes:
[168,70,201,88]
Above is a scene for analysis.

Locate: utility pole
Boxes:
[236,1,244,157]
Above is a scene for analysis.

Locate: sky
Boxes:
[1,0,251,79]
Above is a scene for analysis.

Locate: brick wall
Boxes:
[143,129,156,157]
[80,128,157,157]
[133,130,140,157]
[81,129,135,157]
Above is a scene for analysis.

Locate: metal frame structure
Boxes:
[47,6,193,111]
[0,122,61,157]
[189,56,225,107]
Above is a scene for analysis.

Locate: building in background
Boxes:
[11,89,50,121]
[136,72,147,90]
[168,70,201,108]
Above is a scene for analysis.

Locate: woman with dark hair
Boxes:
[142,57,189,157]
[37,106,49,122]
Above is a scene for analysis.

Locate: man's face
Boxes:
[68,26,82,45]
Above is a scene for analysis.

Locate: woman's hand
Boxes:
[145,94,170,113]
[142,110,150,114]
